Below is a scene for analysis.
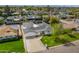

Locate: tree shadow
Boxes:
[63,40,76,47]
[64,42,76,47]
[55,38,76,47]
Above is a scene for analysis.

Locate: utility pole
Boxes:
[47,5,52,24]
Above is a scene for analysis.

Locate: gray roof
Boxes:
[10,25,19,30]
[7,16,23,20]
[23,22,51,35]
[0,17,4,20]
[27,15,41,20]
[0,25,19,30]
[74,19,79,25]
[25,31,39,37]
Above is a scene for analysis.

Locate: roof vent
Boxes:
[33,24,38,27]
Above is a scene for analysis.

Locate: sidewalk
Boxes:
[38,40,79,53]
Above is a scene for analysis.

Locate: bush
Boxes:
[62,29,72,34]
[49,16,59,24]
[55,38,70,44]
[67,34,76,38]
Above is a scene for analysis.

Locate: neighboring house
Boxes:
[0,17,4,20]
[75,27,79,32]
[59,20,78,29]
[59,12,75,20]
[27,15,42,23]
[60,19,79,33]
[74,19,79,32]
[59,12,68,19]
[5,16,23,24]
[0,25,20,41]
[74,19,79,25]
[12,12,20,15]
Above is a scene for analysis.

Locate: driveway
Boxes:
[24,36,46,53]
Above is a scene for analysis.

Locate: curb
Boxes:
[49,40,79,49]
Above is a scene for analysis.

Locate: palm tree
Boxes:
[47,5,52,23]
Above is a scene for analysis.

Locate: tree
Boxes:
[49,16,59,24]
[42,15,49,23]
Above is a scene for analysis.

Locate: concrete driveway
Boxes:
[24,36,46,53]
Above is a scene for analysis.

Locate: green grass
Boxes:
[0,39,25,53]
[41,23,79,47]
[41,35,62,47]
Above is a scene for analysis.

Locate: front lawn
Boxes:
[41,23,79,47]
[0,39,25,53]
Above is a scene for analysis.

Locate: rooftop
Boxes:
[0,25,19,37]
[23,22,51,37]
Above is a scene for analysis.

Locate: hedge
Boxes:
[0,36,21,43]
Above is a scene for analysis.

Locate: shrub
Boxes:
[49,16,59,24]
[0,36,20,43]
[67,33,76,38]
[62,29,72,34]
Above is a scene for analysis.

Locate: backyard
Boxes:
[41,23,79,47]
[0,39,25,53]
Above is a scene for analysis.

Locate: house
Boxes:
[59,20,78,29]
[0,17,4,20]
[59,12,75,20]
[0,25,21,42]
[23,22,51,38]
[27,15,42,23]
[60,19,79,33]
[12,11,20,15]
[5,16,23,24]
[23,15,52,38]
[74,19,79,25]
[74,19,79,32]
